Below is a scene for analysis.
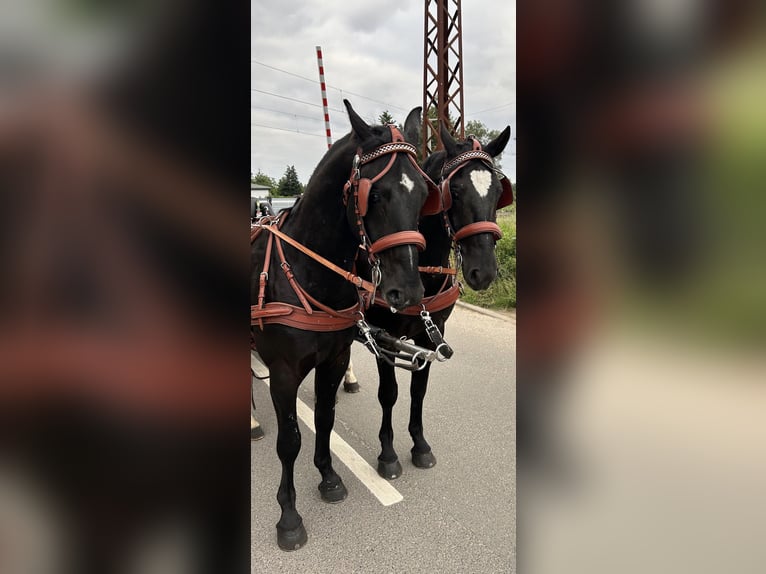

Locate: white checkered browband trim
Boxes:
[359,142,418,165]
[442,149,494,174]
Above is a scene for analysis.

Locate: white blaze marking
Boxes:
[470,169,493,198]
[400,173,414,193]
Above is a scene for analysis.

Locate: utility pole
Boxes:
[422,0,464,158]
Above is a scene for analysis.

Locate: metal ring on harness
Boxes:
[434,343,452,362]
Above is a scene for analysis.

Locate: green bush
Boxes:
[458,207,516,310]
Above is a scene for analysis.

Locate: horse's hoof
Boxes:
[250,424,264,441]
[276,523,308,551]
[412,451,437,469]
[343,381,360,393]
[377,459,403,480]
[318,478,347,503]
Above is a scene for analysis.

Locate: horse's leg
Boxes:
[313,351,349,503]
[343,359,360,393]
[251,377,264,441]
[409,332,437,469]
[376,359,403,479]
[269,367,307,551]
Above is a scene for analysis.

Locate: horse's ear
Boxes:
[484,126,511,157]
[439,121,459,157]
[344,99,372,141]
[402,107,422,145]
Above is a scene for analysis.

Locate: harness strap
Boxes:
[256,230,275,329]
[418,265,457,275]
[369,230,426,255]
[250,303,359,331]
[452,220,503,242]
[262,225,377,294]
[373,282,460,315]
[273,235,314,314]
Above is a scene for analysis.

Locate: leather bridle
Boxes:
[369,136,515,317]
[343,124,440,272]
[437,136,513,245]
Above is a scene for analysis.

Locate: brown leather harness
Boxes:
[371,136,515,316]
[250,125,437,332]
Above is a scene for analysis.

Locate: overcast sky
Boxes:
[251,1,515,186]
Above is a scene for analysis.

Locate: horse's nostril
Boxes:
[467,267,494,291]
[386,289,402,306]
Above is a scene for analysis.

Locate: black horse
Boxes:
[358,122,512,479]
[251,100,439,551]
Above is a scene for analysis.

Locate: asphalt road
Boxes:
[251,304,516,574]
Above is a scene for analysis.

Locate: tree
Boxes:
[378,110,396,125]
[276,165,304,197]
[251,170,278,195]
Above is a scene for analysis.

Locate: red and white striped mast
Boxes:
[315,46,333,149]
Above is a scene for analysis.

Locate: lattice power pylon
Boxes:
[422,0,464,158]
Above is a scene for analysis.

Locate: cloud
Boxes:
[252,1,515,183]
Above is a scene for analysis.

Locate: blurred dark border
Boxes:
[518,1,765,572]
[0,2,249,572]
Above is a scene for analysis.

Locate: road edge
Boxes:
[455,300,516,323]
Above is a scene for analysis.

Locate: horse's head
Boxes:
[425,122,512,291]
[343,100,434,310]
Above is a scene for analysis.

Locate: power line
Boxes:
[252,59,409,112]
[467,102,516,116]
[251,88,346,113]
[252,60,319,85]
[251,105,323,122]
[251,123,328,138]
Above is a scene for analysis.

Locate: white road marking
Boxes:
[252,353,404,507]
[470,169,492,197]
[400,173,414,193]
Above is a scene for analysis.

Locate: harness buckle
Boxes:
[356,318,381,358]
[419,306,454,361]
[370,260,382,288]
[452,247,463,278]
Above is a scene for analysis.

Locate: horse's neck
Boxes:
[279,151,359,275]
[419,214,453,294]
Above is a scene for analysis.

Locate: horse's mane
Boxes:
[304,126,395,195]
[422,149,447,176]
